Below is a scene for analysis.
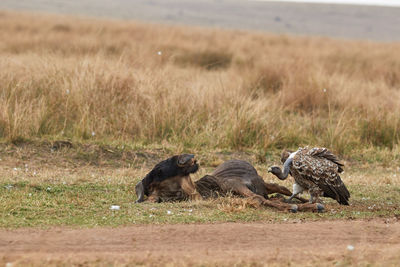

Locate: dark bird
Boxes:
[268,147,350,205]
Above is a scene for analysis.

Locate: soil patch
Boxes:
[1,220,399,265]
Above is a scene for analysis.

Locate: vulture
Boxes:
[268,147,350,205]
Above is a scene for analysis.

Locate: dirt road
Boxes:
[1,220,399,265]
[1,0,400,41]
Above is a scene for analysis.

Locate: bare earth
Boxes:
[1,220,400,265]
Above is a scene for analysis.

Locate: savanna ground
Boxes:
[0,10,400,266]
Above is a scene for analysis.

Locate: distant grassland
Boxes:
[1,10,400,162]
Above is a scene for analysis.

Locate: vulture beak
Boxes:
[267,167,272,173]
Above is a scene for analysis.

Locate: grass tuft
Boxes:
[1,12,400,157]
[174,50,232,70]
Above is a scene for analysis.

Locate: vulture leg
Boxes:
[264,182,308,203]
[285,183,307,203]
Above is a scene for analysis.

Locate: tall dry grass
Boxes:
[1,11,400,158]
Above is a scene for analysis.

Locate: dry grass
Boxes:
[1,13,400,267]
[1,10,400,160]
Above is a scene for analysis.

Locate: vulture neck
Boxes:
[277,150,298,180]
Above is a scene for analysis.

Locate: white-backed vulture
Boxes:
[268,147,350,205]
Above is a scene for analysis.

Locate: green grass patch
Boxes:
[1,182,399,228]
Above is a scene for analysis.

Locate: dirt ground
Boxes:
[1,220,399,266]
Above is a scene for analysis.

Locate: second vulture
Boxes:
[268,147,350,205]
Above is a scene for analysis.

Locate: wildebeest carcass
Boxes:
[135,154,201,203]
[135,154,324,212]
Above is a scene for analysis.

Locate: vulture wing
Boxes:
[292,147,350,205]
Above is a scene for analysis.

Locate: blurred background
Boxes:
[1,0,400,157]
[1,0,400,41]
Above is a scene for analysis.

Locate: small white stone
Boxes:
[188,209,193,213]
[157,51,162,55]
[6,262,13,267]
[110,205,120,210]
[167,210,172,215]
[347,245,354,251]
[149,214,154,218]
[91,131,95,136]
[323,88,327,93]
[46,187,51,191]
[66,89,70,94]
